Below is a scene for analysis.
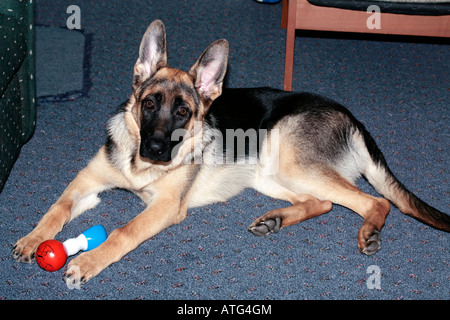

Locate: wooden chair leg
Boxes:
[284,0,297,91]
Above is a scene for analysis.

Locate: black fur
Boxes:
[208,87,363,163]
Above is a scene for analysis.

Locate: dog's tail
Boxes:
[360,128,450,232]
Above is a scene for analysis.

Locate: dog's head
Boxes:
[131,20,228,163]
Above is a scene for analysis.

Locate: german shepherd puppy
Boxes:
[12,20,449,288]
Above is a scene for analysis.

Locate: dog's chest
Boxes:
[187,162,256,208]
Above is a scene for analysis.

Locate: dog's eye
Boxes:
[144,100,155,110]
[177,107,189,117]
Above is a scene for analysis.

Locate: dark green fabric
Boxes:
[0,13,26,96]
[0,0,36,192]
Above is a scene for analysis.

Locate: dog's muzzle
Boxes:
[140,136,172,162]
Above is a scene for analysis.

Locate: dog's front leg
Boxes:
[12,148,113,263]
[63,196,186,288]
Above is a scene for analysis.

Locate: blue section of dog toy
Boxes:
[82,225,108,251]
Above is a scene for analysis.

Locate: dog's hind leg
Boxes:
[248,193,333,236]
[249,130,333,237]
[12,148,114,263]
[275,168,390,255]
[253,135,389,255]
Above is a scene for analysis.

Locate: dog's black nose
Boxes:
[140,129,172,162]
[140,136,172,162]
[148,139,165,155]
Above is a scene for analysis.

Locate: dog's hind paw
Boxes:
[359,229,381,256]
[248,218,281,237]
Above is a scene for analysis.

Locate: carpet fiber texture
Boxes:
[0,0,448,300]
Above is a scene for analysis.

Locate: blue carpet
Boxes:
[0,0,448,300]
[35,26,91,102]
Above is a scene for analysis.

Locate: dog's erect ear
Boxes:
[189,39,229,101]
[133,20,167,88]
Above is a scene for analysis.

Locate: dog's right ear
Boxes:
[133,20,167,89]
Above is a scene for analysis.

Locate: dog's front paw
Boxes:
[12,235,45,263]
[248,217,281,237]
[62,252,103,289]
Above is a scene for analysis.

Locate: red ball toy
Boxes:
[36,240,67,272]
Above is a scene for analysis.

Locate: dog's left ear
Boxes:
[189,39,229,101]
[133,20,167,89]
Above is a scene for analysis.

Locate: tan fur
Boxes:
[249,194,333,229]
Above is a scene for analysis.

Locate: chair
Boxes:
[282,0,450,91]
